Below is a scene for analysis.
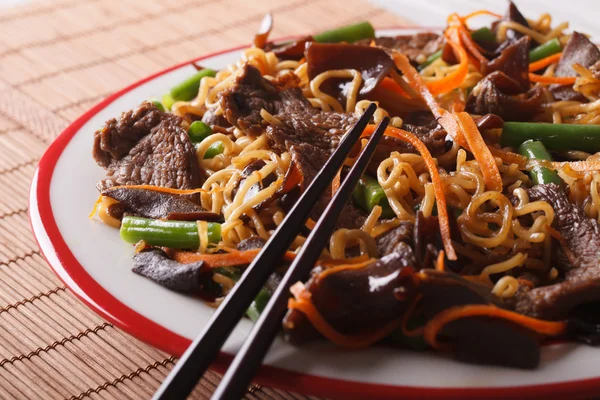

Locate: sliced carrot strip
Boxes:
[173,249,296,267]
[460,10,502,21]
[529,74,576,85]
[455,112,503,191]
[424,304,567,350]
[318,258,375,279]
[550,160,600,172]
[436,250,445,271]
[378,76,410,98]
[529,52,563,72]
[361,125,457,260]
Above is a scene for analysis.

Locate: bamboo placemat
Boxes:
[0,0,410,398]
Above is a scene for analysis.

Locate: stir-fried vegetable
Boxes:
[170,68,217,102]
[518,140,562,186]
[470,26,496,43]
[120,216,221,249]
[501,122,600,152]
[352,174,395,218]
[150,99,166,112]
[313,21,375,43]
[213,267,271,321]
[161,94,175,111]
[204,142,224,159]
[417,50,443,71]
[529,38,562,62]
[188,121,212,143]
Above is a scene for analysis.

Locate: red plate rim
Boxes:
[28,28,600,400]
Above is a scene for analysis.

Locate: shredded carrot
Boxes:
[280,162,303,194]
[529,52,563,72]
[331,169,341,195]
[529,74,577,85]
[288,285,402,348]
[378,76,410,98]
[460,10,503,22]
[89,194,103,218]
[361,124,457,260]
[401,294,424,337]
[305,218,316,230]
[424,304,567,350]
[425,24,470,96]
[173,249,297,267]
[550,160,600,172]
[455,112,503,191]
[317,258,375,279]
[458,25,487,71]
[436,250,445,271]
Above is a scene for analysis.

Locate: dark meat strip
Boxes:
[93,101,178,167]
[466,71,544,121]
[356,32,444,64]
[552,32,600,101]
[97,117,200,191]
[289,142,366,229]
[102,186,221,221]
[510,183,600,320]
[133,249,206,293]
[376,222,415,258]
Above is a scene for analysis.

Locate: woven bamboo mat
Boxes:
[0,0,410,398]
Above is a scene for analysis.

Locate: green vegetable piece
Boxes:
[188,121,212,144]
[529,38,562,62]
[246,288,271,322]
[150,99,166,112]
[352,174,395,219]
[313,21,375,43]
[212,267,270,321]
[517,140,562,186]
[204,142,224,159]
[120,216,221,249]
[162,93,175,111]
[500,122,600,152]
[170,68,217,102]
[417,49,443,71]
[470,27,496,43]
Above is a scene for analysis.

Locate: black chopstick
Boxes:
[153,103,377,400]
[212,116,390,399]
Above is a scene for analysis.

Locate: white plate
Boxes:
[29,29,600,399]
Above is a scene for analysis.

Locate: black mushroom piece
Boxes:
[283,251,416,342]
[305,42,395,100]
[101,186,221,221]
[93,101,200,191]
[466,71,545,121]
[417,270,541,369]
[133,249,207,293]
[484,36,530,89]
[509,183,600,320]
[551,32,600,101]
[497,1,535,48]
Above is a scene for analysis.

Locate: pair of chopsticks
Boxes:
[154,103,388,399]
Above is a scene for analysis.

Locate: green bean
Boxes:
[204,142,224,159]
[150,99,166,112]
[352,174,395,218]
[417,49,442,71]
[162,94,175,111]
[313,21,375,43]
[471,27,496,43]
[170,68,217,102]
[120,216,221,249]
[213,267,270,321]
[529,38,562,62]
[246,288,271,322]
[501,121,600,152]
[518,140,562,186]
[188,121,212,144]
